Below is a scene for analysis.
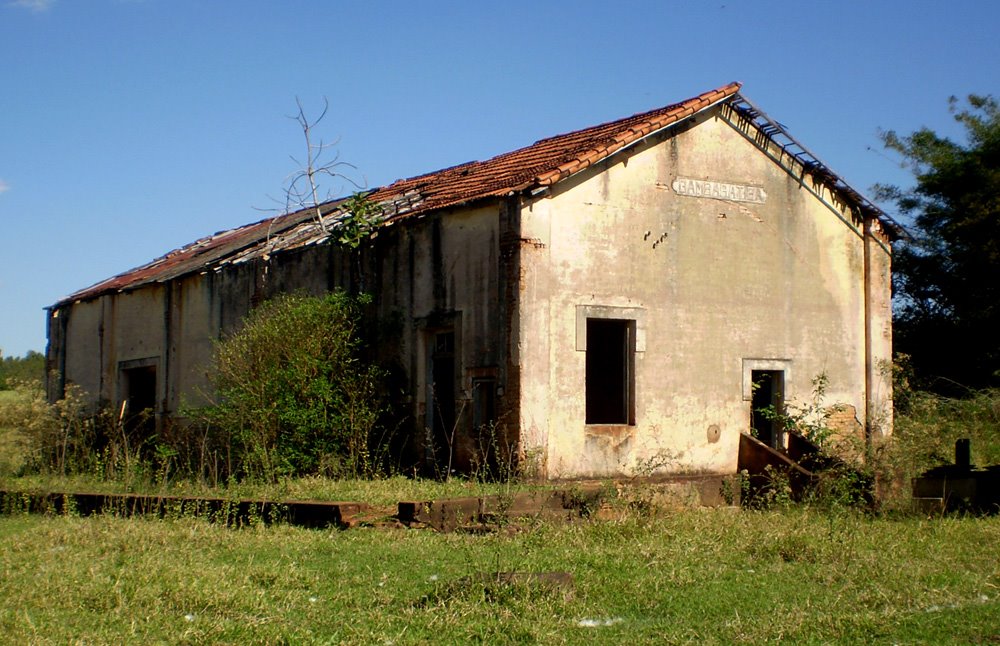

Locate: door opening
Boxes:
[751,370,784,449]
[427,331,456,470]
[121,365,157,438]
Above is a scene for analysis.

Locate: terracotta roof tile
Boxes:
[60,84,743,305]
[65,81,894,307]
[359,82,742,218]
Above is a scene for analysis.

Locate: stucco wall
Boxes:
[57,298,104,405]
[48,204,506,474]
[166,273,218,411]
[518,109,891,478]
[866,220,894,437]
[374,205,504,472]
[53,285,168,412]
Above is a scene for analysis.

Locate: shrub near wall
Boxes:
[200,292,387,481]
[889,389,1000,472]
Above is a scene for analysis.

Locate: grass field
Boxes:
[1,508,998,644]
[2,385,999,642]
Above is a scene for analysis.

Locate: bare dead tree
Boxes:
[282,96,364,232]
[253,98,382,293]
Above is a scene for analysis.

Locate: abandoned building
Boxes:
[45,82,897,479]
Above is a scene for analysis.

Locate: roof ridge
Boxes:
[529,82,741,148]
[74,82,890,307]
[531,82,741,187]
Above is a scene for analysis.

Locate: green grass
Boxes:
[1,509,998,644]
[3,385,1000,641]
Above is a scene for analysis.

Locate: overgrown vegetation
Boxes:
[0,291,397,487]
[745,372,873,510]
[880,387,1000,487]
[0,349,44,389]
[742,368,1000,511]
[194,291,389,482]
[4,369,1000,510]
[0,380,161,484]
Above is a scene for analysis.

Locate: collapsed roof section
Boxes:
[54,82,897,307]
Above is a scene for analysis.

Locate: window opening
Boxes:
[586,318,634,425]
[750,369,784,448]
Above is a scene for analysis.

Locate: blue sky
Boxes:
[1,0,997,357]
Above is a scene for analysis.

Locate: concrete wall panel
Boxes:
[518,109,887,478]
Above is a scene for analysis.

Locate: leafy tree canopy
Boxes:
[876,95,1000,390]
[0,350,45,389]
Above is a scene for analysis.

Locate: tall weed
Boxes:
[0,381,156,485]
[874,387,1000,506]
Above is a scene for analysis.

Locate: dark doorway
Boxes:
[472,378,499,474]
[751,370,784,448]
[586,318,634,425]
[121,365,157,437]
[428,331,456,469]
[472,378,496,437]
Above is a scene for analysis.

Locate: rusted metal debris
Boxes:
[737,432,875,507]
[2,476,746,531]
[913,439,1000,514]
[0,491,370,529]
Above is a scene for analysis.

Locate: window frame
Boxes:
[576,305,644,428]
[584,317,636,425]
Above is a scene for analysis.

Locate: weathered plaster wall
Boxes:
[53,285,167,412]
[518,108,891,478]
[49,203,505,475]
[374,205,504,471]
[56,298,103,405]
[866,220,894,437]
[110,285,166,370]
[165,273,218,411]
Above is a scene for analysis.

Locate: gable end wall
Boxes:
[517,106,892,478]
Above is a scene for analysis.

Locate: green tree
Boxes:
[876,95,1000,390]
[202,292,387,481]
[339,191,383,293]
[0,350,45,389]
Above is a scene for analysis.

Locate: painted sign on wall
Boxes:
[671,177,767,204]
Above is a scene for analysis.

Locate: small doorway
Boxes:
[472,378,499,475]
[751,370,784,449]
[121,364,157,438]
[427,331,456,470]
